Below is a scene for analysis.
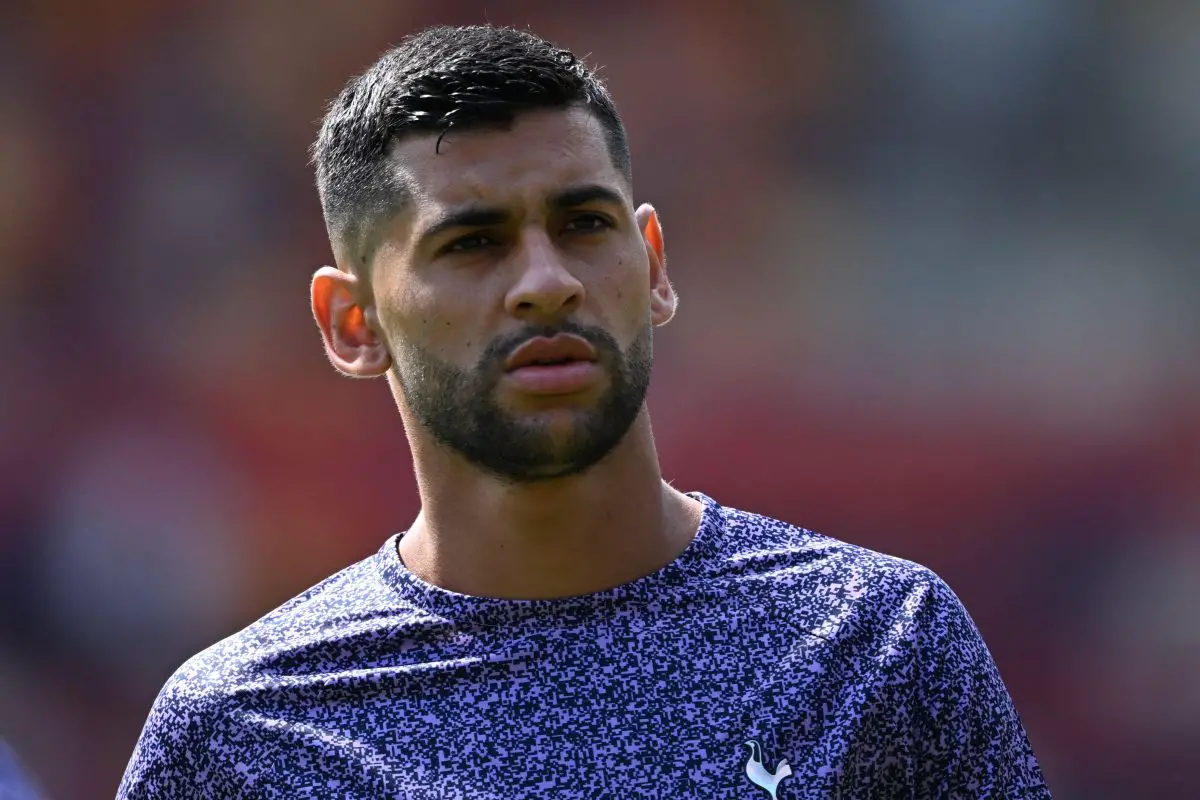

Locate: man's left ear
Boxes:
[635,203,677,326]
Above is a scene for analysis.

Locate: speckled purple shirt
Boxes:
[118,493,1050,799]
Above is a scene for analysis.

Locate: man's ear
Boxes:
[635,203,677,326]
[311,266,392,377]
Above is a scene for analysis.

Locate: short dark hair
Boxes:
[312,25,632,268]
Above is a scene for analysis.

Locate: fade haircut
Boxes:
[312,25,632,269]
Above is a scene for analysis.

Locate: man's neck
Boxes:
[398,415,702,600]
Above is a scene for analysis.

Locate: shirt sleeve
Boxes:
[908,571,1052,799]
[117,674,221,799]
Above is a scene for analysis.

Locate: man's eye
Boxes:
[564,214,611,233]
[446,234,494,253]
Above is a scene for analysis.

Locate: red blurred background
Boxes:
[1,1,1197,797]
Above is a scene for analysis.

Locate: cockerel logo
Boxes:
[743,740,793,799]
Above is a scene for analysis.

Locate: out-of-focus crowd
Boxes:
[1,1,1197,797]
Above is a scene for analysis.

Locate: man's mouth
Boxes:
[504,335,599,372]
[502,335,602,395]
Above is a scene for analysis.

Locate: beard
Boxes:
[392,319,653,483]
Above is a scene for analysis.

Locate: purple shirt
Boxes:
[119,493,1050,798]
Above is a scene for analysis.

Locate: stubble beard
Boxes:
[394,320,653,483]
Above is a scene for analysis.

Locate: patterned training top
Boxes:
[118,493,1051,799]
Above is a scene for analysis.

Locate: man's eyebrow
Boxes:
[416,207,511,248]
[414,184,625,249]
[549,184,626,211]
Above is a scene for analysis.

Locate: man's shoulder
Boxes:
[711,500,960,643]
[161,541,416,702]
[718,501,942,591]
[120,544,425,796]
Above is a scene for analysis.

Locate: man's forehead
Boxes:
[389,107,629,212]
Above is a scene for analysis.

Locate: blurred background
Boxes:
[1,0,1197,796]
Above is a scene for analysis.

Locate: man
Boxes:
[120,25,1051,799]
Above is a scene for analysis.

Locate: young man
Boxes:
[120,25,1051,799]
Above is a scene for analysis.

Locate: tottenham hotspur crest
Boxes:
[743,740,793,799]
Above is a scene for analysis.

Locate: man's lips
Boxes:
[503,334,602,395]
[504,335,598,371]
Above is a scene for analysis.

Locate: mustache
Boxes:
[480,320,621,369]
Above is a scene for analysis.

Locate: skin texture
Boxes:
[311,107,702,600]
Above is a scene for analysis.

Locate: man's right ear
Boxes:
[310,266,392,378]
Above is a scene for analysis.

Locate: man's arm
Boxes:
[908,572,1052,799]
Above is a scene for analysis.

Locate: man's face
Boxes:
[365,107,670,482]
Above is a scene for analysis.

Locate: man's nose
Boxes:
[503,230,585,321]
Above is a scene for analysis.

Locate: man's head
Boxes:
[312,25,631,270]
[310,25,676,483]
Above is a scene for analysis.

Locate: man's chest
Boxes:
[216,629,915,799]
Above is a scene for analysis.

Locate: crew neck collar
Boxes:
[373,491,724,622]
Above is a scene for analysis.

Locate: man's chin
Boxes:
[494,460,596,484]
[467,430,622,484]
